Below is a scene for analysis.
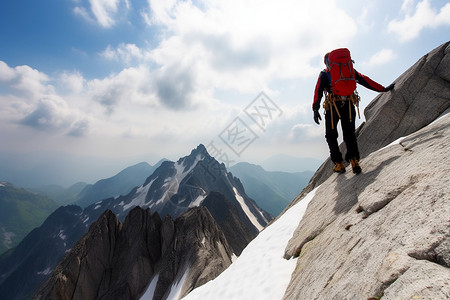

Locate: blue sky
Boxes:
[1,0,449,187]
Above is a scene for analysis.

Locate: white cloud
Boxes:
[86,65,159,113]
[0,61,52,99]
[142,0,178,26]
[364,49,396,67]
[68,119,90,137]
[288,123,324,142]
[74,0,129,28]
[59,71,85,94]
[0,61,16,81]
[401,0,415,12]
[90,0,121,27]
[138,0,359,99]
[0,61,90,137]
[388,0,450,42]
[20,96,73,132]
[90,0,362,117]
[0,0,363,163]
[100,43,144,64]
[73,6,95,24]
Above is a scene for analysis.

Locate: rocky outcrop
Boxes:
[152,207,233,300]
[282,42,450,299]
[35,210,124,300]
[306,41,450,192]
[35,206,233,300]
[283,109,450,299]
[202,191,255,255]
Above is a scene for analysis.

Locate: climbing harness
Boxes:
[323,90,361,129]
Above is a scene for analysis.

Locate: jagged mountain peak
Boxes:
[1,142,273,299]
[88,144,271,236]
[35,205,234,300]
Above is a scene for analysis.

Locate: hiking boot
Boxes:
[350,158,361,174]
[333,162,346,173]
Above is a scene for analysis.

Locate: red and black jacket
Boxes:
[312,69,386,111]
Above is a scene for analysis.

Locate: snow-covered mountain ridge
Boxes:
[0,144,272,299]
[88,144,271,231]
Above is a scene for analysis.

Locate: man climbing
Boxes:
[313,49,394,174]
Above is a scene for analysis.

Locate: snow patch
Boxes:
[189,194,206,208]
[183,186,319,300]
[94,204,101,210]
[83,216,90,224]
[156,155,203,205]
[37,267,52,276]
[123,179,154,211]
[140,273,160,300]
[167,268,189,300]
[378,136,404,152]
[232,187,264,231]
[58,229,66,241]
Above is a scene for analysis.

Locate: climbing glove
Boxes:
[384,83,395,92]
[313,110,322,124]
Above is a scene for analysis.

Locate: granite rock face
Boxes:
[282,42,450,300]
[35,206,234,300]
[307,41,450,191]
[283,110,450,299]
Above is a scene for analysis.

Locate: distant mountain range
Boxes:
[1,152,312,259]
[261,154,322,173]
[27,182,87,205]
[75,160,165,208]
[0,145,272,300]
[29,161,166,208]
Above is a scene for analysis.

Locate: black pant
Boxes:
[325,100,359,163]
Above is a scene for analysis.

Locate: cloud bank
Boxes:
[388,0,450,42]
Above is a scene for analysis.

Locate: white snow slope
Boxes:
[181,187,318,300]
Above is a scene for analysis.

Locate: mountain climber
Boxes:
[313,49,394,174]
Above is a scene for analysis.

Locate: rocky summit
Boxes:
[283,41,450,299]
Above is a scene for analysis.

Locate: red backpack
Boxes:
[327,48,356,96]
